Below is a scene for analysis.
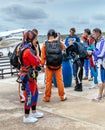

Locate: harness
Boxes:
[16,45,38,90]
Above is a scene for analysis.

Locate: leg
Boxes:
[55,67,66,100]
[44,67,53,101]
[75,59,84,91]
[100,67,105,97]
[92,66,104,102]
[89,66,98,89]
[89,59,93,78]
[73,63,76,78]
[23,80,39,123]
[83,59,88,79]
[31,82,44,118]
[74,62,79,90]
[102,83,105,97]
[18,83,25,103]
[88,57,93,81]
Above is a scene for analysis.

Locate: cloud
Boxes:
[93,14,105,21]
[32,0,55,4]
[2,4,48,20]
[72,20,89,25]
[68,17,90,25]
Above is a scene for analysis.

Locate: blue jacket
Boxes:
[65,35,80,47]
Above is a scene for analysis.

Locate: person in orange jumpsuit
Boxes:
[41,29,67,102]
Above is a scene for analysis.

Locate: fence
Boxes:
[0,56,17,79]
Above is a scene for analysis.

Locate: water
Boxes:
[0,35,47,56]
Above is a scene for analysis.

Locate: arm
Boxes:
[93,41,105,58]
[60,41,66,50]
[64,37,69,47]
[26,49,41,67]
[76,36,80,42]
[41,43,46,66]
[87,43,95,51]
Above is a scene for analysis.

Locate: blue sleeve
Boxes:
[87,44,95,51]
[93,41,105,58]
[65,37,69,47]
[76,37,80,42]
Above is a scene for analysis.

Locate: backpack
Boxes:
[66,42,88,59]
[45,40,63,67]
[10,43,29,70]
[75,42,88,59]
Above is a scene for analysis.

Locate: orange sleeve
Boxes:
[60,41,66,50]
[41,43,46,66]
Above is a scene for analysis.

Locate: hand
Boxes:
[62,50,68,57]
[36,65,41,71]
[87,51,92,56]
[77,60,82,67]
[41,66,45,72]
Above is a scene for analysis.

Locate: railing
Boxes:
[0,56,17,79]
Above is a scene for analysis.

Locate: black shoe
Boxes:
[74,89,82,92]
[74,83,82,92]
[61,97,67,101]
[20,101,24,103]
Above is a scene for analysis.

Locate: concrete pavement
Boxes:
[0,73,105,130]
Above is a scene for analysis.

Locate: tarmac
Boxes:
[0,72,105,130]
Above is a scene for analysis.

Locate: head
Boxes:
[47,29,57,40]
[57,32,61,38]
[32,28,38,35]
[92,28,102,40]
[84,28,91,37]
[23,30,37,44]
[69,28,76,36]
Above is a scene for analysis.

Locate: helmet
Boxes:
[47,29,57,39]
[23,30,37,43]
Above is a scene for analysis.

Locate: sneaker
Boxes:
[61,95,67,101]
[92,97,102,102]
[88,77,93,81]
[74,83,83,92]
[89,83,98,89]
[61,97,67,101]
[83,76,88,80]
[39,91,43,94]
[23,116,38,123]
[43,97,50,102]
[20,98,25,103]
[43,99,50,102]
[30,112,44,118]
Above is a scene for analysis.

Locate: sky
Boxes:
[0,0,105,35]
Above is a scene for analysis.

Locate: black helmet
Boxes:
[47,29,57,39]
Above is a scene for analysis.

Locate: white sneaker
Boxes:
[20,98,25,103]
[30,112,44,118]
[89,83,98,89]
[39,91,43,94]
[23,116,38,123]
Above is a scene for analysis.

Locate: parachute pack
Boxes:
[75,42,88,59]
[45,40,63,68]
[66,42,88,59]
[10,43,29,70]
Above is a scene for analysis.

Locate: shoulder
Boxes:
[65,36,69,39]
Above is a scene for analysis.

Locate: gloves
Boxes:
[74,57,82,67]
[76,59,82,67]
[36,65,41,71]
[41,66,45,72]
[62,50,68,57]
